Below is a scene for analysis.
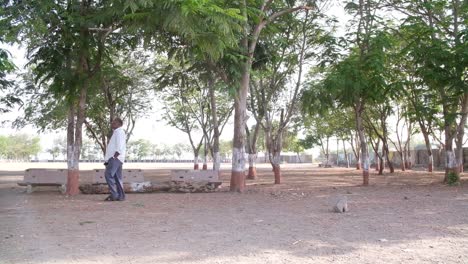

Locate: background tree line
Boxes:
[0,134,40,160]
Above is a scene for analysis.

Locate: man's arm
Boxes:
[114,129,126,160]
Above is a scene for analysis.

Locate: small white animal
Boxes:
[333,196,348,213]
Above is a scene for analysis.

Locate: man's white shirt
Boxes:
[105,127,126,162]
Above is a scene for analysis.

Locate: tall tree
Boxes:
[84,50,153,155]
[386,0,468,182]
[301,111,335,166]
[304,0,393,185]
[228,0,312,192]
[363,101,395,173]
[2,0,133,195]
[155,56,233,171]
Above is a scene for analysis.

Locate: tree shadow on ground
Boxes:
[1,165,467,263]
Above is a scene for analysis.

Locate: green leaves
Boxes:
[0,134,41,160]
[0,48,20,112]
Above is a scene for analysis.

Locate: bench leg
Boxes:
[59,184,67,194]
[26,185,34,194]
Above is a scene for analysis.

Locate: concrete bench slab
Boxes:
[170,169,219,182]
[20,169,67,193]
[93,169,144,184]
[19,168,145,193]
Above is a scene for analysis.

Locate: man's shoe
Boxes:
[104,195,115,201]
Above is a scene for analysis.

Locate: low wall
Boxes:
[329,148,468,169]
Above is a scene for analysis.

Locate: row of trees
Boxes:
[0,1,466,194]
[301,0,467,184]
[0,134,40,160]
[47,137,194,161]
[48,133,304,162]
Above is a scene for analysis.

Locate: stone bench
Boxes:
[18,169,68,194]
[81,170,222,194]
[170,169,219,182]
[92,169,144,184]
[18,168,145,193]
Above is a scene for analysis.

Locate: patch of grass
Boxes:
[446,172,460,186]
[133,202,145,208]
[79,221,95,226]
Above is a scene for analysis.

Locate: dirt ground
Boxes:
[1,162,468,264]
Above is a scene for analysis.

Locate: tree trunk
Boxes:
[456,146,464,173]
[355,103,369,185]
[202,136,208,170]
[202,155,208,170]
[245,124,260,180]
[247,153,257,180]
[296,153,302,163]
[194,154,199,170]
[420,124,433,172]
[67,91,87,194]
[444,139,459,183]
[270,152,281,184]
[455,94,467,173]
[213,152,220,172]
[381,152,386,171]
[378,155,384,175]
[406,146,412,169]
[375,151,380,172]
[385,148,394,173]
[66,105,79,196]
[343,140,350,168]
[445,149,459,182]
[400,152,406,171]
[350,133,360,170]
[208,75,221,174]
[443,97,461,182]
[336,138,340,166]
[326,137,330,166]
[374,140,380,172]
[428,154,433,172]
[230,70,249,192]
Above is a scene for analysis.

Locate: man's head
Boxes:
[111,117,123,130]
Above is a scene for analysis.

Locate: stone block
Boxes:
[170,169,219,182]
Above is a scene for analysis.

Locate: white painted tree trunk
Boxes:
[247,153,257,179]
[213,152,220,172]
[446,150,458,170]
[428,154,433,172]
[271,152,281,184]
[248,154,256,168]
[401,155,406,171]
[362,155,370,171]
[194,154,199,170]
[203,155,208,170]
[444,149,460,183]
[231,147,246,191]
[232,148,246,172]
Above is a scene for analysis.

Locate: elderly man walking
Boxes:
[104,118,126,201]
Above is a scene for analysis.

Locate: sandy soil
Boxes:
[1,162,468,264]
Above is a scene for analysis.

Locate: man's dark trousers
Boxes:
[105,158,125,200]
